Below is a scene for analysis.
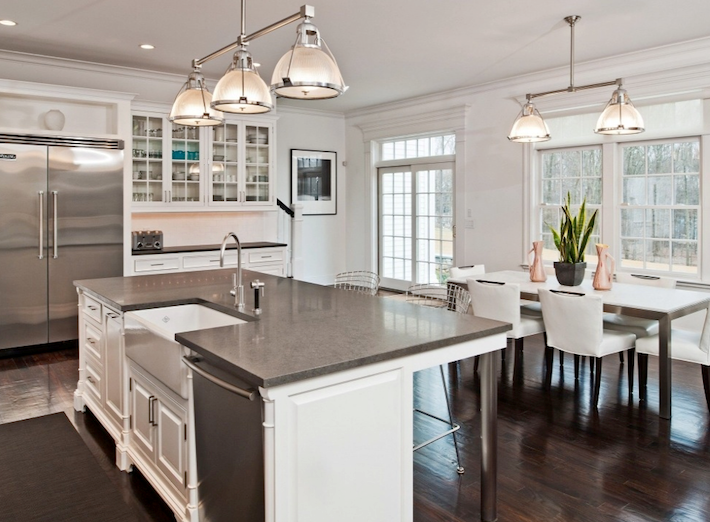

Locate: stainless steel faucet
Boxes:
[220,232,244,309]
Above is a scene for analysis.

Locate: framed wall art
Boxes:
[291,149,337,215]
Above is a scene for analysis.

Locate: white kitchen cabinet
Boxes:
[208,121,275,208]
[129,361,189,500]
[74,291,126,446]
[131,246,286,276]
[131,108,277,211]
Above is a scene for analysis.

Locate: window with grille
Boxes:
[539,147,602,264]
[380,134,455,161]
[620,140,700,274]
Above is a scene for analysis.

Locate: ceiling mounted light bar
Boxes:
[169,2,347,125]
[508,16,644,143]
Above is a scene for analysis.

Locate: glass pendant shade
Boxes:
[170,71,224,126]
[508,101,551,143]
[212,48,273,114]
[270,20,346,99]
[594,87,644,135]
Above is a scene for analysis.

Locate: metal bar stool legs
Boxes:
[413,364,465,474]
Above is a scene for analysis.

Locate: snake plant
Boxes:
[548,192,598,264]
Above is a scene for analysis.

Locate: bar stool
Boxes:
[333,270,380,296]
[406,283,469,474]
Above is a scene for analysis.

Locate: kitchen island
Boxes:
[73,269,508,522]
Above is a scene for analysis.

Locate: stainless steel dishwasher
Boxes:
[183,356,264,522]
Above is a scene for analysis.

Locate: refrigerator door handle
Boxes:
[38,191,44,259]
[52,190,58,258]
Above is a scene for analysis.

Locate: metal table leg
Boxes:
[480,351,497,521]
[658,315,671,420]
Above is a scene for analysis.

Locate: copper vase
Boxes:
[528,241,547,282]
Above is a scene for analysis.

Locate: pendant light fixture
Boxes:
[169,68,224,126]
[212,46,273,114]
[271,19,347,99]
[169,2,346,125]
[508,16,644,142]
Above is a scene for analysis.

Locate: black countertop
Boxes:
[132,241,287,256]
[75,270,509,388]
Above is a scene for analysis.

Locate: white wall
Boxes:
[276,107,347,285]
[344,38,710,278]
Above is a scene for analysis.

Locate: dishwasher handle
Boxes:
[182,356,257,401]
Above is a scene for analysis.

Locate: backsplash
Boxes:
[131,212,278,247]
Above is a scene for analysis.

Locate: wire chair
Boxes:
[406,283,471,314]
[406,283,470,474]
[333,270,380,296]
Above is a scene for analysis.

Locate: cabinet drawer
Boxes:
[85,354,103,403]
[83,321,103,362]
[134,257,180,273]
[182,253,237,269]
[83,295,102,323]
[250,264,284,276]
[248,250,284,265]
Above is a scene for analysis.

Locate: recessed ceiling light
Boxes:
[0,20,17,26]
[140,44,155,50]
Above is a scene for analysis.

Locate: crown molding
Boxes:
[346,36,710,119]
[0,77,136,103]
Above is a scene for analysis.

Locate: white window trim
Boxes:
[357,105,470,276]
[524,135,709,282]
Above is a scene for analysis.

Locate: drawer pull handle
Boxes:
[87,376,95,385]
[87,338,95,344]
[107,313,119,319]
[87,305,98,311]
[261,255,272,258]
[150,263,164,267]
[182,356,256,401]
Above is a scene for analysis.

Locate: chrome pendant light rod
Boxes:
[523,16,622,101]
[192,4,314,69]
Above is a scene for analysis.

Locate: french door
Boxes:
[378,162,454,291]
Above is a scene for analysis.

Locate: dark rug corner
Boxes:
[0,412,139,522]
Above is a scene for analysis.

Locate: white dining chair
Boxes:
[636,307,710,410]
[333,270,380,296]
[603,273,677,362]
[468,278,545,367]
[538,288,637,407]
[449,265,485,280]
[406,283,469,474]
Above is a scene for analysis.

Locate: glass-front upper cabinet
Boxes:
[131,115,164,204]
[170,124,202,206]
[130,110,275,211]
[244,125,270,204]
[210,122,240,204]
[208,119,274,208]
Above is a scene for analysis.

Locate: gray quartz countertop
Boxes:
[75,270,510,388]
[132,241,287,256]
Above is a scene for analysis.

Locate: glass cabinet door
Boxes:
[244,125,270,204]
[132,115,164,203]
[211,122,240,204]
[170,124,202,204]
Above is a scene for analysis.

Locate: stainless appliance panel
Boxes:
[0,144,49,349]
[47,147,123,343]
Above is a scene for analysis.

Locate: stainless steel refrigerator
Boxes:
[0,135,123,353]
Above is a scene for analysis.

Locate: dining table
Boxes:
[449,270,710,419]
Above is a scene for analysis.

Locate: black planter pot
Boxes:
[554,261,587,286]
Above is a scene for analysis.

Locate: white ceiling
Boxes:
[1,0,710,113]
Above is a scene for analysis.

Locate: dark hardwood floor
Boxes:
[2,334,710,521]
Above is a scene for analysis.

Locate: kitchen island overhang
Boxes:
[73,270,509,522]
